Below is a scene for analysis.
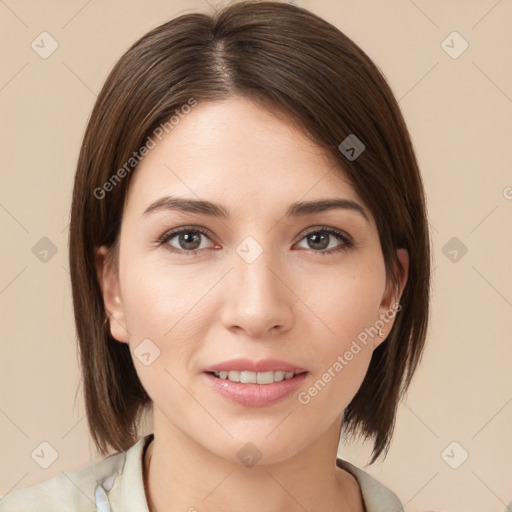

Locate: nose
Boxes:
[220,242,294,338]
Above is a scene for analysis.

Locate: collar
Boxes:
[97,433,153,511]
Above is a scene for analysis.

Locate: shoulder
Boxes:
[336,458,404,512]
[0,451,126,512]
[0,437,143,512]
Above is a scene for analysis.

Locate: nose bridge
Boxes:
[222,236,292,334]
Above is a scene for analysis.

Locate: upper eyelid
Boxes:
[300,225,351,240]
[159,226,215,243]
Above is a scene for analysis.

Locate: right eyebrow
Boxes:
[142,196,228,218]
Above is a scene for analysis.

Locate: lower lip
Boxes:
[203,372,308,407]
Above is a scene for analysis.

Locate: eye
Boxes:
[158,227,216,255]
[295,227,353,254]
[157,225,354,256]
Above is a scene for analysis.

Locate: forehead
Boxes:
[125,97,366,215]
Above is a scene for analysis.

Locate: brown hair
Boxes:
[69,0,431,463]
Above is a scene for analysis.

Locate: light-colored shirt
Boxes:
[0,433,404,511]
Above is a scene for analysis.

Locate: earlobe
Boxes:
[95,245,129,343]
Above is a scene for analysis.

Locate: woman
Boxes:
[0,1,430,511]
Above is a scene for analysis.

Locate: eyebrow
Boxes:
[142,195,369,222]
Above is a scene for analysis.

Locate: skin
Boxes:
[96,97,408,512]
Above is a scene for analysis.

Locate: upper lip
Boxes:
[204,358,307,373]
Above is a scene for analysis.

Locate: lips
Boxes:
[203,357,307,374]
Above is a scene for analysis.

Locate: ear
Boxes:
[95,245,129,343]
[373,248,409,349]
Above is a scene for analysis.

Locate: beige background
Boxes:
[1,0,511,510]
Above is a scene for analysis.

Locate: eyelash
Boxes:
[157,225,355,257]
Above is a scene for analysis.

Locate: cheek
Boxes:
[120,254,205,337]
[296,262,384,402]
[119,256,215,377]
[118,262,201,410]
[302,261,384,346]
[297,284,378,419]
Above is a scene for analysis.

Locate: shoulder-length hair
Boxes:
[69,0,431,463]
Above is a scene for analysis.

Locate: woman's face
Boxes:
[97,97,407,464]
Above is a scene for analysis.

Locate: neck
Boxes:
[142,410,363,512]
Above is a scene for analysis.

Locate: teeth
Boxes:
[212,370,298,384]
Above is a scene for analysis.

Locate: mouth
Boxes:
[206,370,308,385]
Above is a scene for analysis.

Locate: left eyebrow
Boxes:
[142,195,369,223]
[285,198,369,223]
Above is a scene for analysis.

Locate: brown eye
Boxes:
[296,227,353,254]
[174,231,202,251]
[159,227,214,255]
[306,231,330,250]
